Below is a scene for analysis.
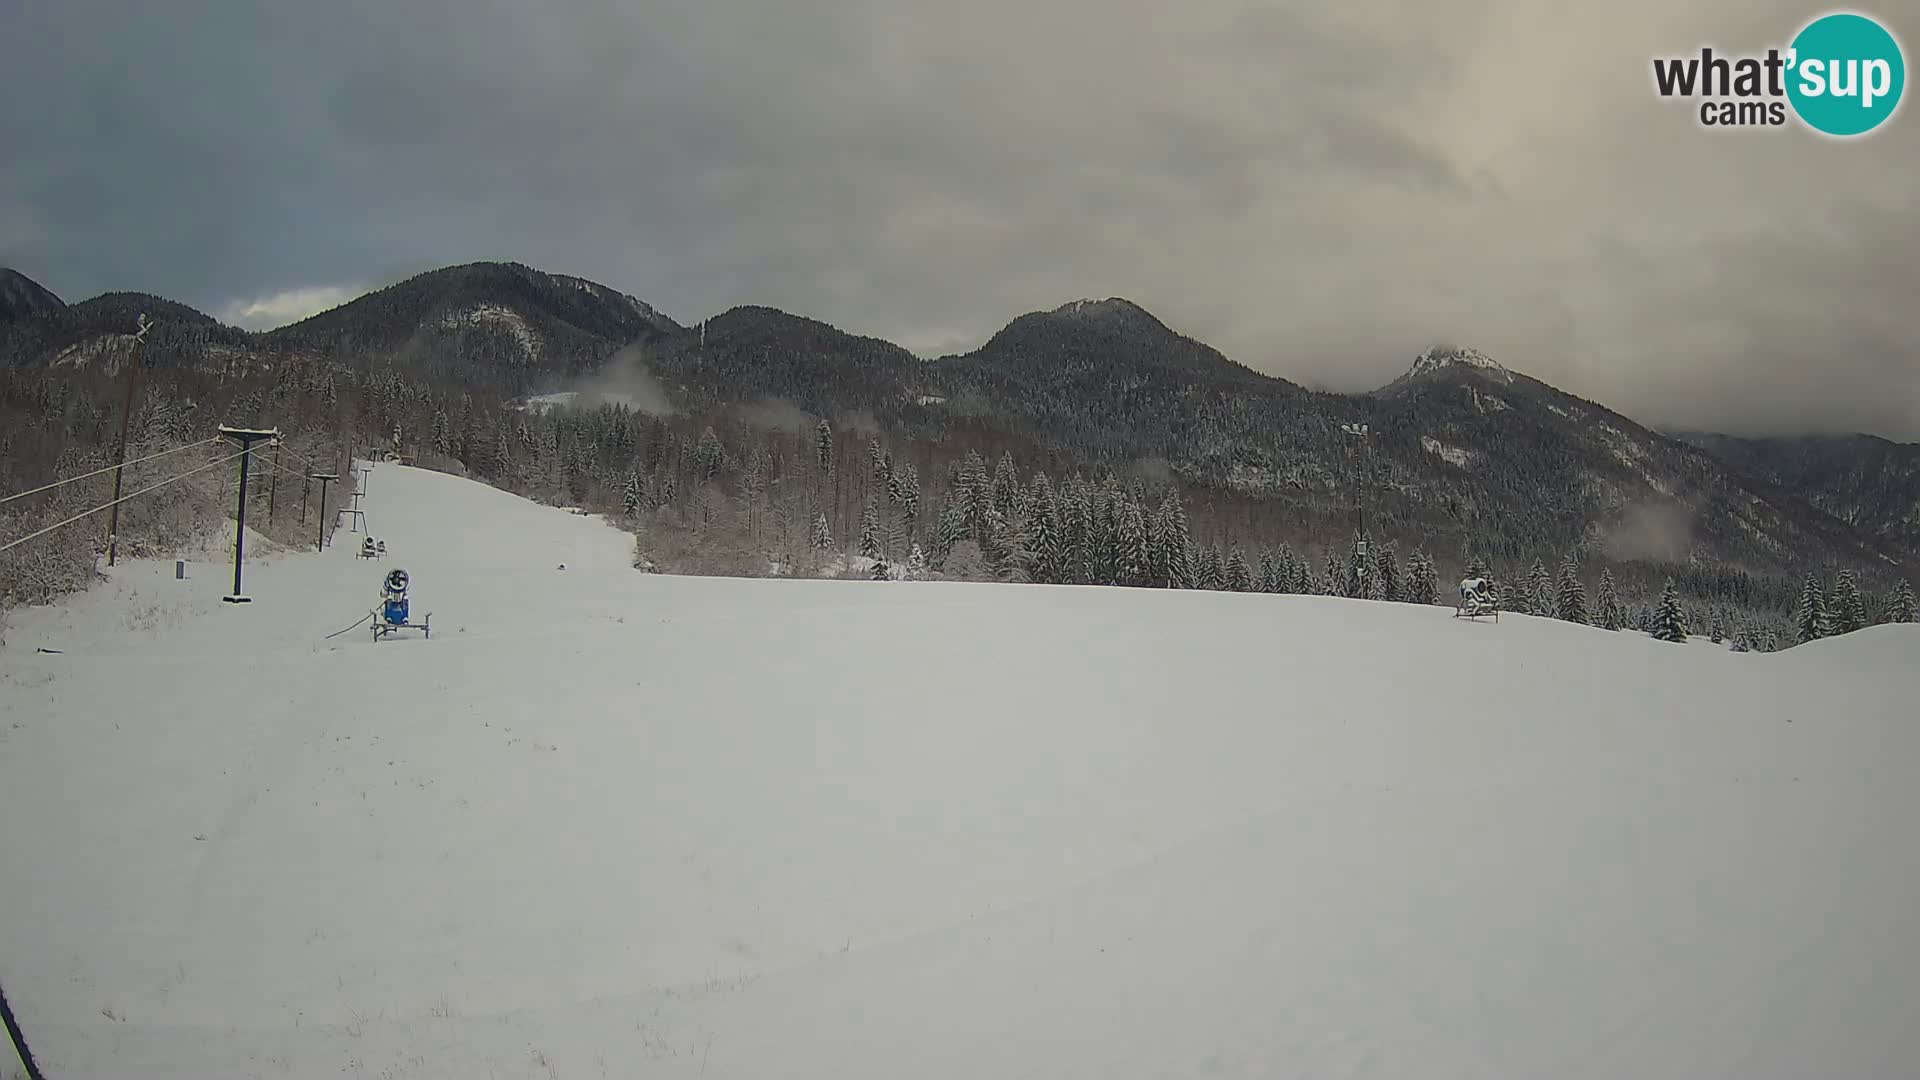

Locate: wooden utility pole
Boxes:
[104,314,152,567]
[217,427,281,603]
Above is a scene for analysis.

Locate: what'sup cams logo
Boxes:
[1653,11,1905,136]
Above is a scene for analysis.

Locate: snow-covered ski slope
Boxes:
[3,463,1918,1080]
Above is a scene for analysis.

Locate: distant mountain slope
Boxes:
[644,305,926,421]
[0,267,65,320]
[2,260,1911,591]
[0,285,253,378]
[266,262,684,393]
[1368,347,1907,575]
[1681,432,1920,551]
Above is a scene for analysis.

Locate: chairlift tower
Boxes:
[217,426,281,603]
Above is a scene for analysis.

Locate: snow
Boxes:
[1407,345,1516,384]
[440,303,541,361]
[1420,434,1473,468]
[4,463,1920,1079]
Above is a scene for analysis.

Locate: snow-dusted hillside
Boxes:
[2,464,1917,1079]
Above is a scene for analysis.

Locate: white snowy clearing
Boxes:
[3,463,1918,1080]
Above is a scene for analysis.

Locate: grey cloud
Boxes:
[2,0,1914,438]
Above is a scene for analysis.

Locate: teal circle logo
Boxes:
[1786,13,1905,136]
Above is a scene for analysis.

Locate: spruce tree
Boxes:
[1796,573,1828,643]
[1277,544,1302,594]
[1595,568,1622,630]
[1323,548,1343,596]
[1830,570,1867,635]
[1555,554,1589,624]
[1225,548,1252,592]
[1196,545,1226,591]
[622,471,643,516]
[1115,498,1150,587]
[1887,580,1918,623]
[1257,550,1282,594]
[989,452,1020,519]
[1406,550,1439,605]
[1027,484,1063,584]
[811,512,834,552]
[1372,542,1397,601]
[814,420,834,475]
[1524,558,1551,616]
[1150,492,1192,589]
[859,500,883,561]
[906,542,927,580]
[870,555,892,581]
[1651,581,1689,643]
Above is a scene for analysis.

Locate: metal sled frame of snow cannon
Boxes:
[372,610,431,642]
[1453,602,1500,622]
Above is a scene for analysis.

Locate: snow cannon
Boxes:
[371,567,431,641]
[1455,576,1499,621]
[381,568,410,625]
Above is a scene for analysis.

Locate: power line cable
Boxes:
[0,437,222,506]
[0,447,253,556]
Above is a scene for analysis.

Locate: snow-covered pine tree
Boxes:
[859,500,883,561]
[1060,478,1093,585]
[1595,568,1622,630]
[1555,554,1589,624]
[1464,555,1491,581]
[989,452,1020,519]
[1888,579,1918,623]
[1651,580,1689,643]
[1496,580,1520,613]
[1707,610,1724,644]
[1298,559,1321,596]
[1028,479,1064,584]
[895,462,920,531]
[929,498,965,569]
[870,555,891,581]
[1323,548,1343,597]
[811,511,834,552]
[1796,573,1828,643]
[1257,549,1281,593]
[1830,570,1867,635]
[814,420,834,476]
[1115,498,1150,587]
[989,508,1030,582]
[1151,492,1192,588]
[906,542,927,580]
[1196,545,1225,591]
[622,471,643,516]
[1406,550,1439,605]
[959,451,990,538]
[1371,542,1397,601]
[1277,544,1302,594]
[1225,548,1252,592]
[1524,558,1551,616]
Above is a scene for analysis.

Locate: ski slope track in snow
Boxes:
[3,464,1918,1079]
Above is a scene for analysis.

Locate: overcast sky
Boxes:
[2,0,1914,438]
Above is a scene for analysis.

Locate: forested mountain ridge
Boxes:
[1,267,66,320]
[2,261,1914,648]
[1678,431,1920,552]
[265,262,685,395]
